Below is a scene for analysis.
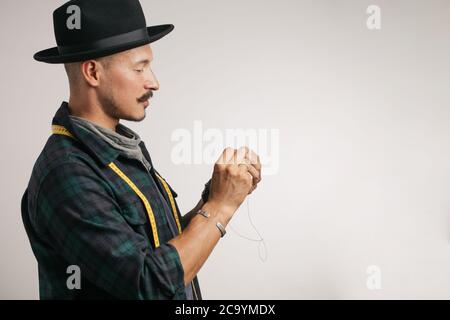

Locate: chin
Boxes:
[138,112,146,121]
[120,111,146,122]
[134,110,147,122]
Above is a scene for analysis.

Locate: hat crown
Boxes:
[53,0,147,46]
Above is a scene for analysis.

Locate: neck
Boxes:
[68,96,119,131]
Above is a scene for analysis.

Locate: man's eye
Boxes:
[135,69,144,73]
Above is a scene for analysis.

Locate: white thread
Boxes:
[229,197,268,262]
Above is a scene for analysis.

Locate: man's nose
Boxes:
[144,69,159,91]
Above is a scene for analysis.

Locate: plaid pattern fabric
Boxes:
[21,101,202,300]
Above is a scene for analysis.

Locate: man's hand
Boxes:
[207,147,262,220]
[238,146,262,194]
[169,147,262,286]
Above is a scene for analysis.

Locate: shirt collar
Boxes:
[69,115,142,150]
[52,101,122,166]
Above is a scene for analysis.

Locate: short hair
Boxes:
[64,55,114,87]
[64,62,82,86]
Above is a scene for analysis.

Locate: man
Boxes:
[21,0,262,300]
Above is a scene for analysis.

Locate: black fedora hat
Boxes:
[34,0,174,64]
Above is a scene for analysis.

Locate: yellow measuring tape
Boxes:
[51,124,182,248]
[154,172,182,234]
[107,162,161,248]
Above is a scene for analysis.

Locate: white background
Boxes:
[1,0,450,299]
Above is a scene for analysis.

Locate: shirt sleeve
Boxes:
[35,158,186,300]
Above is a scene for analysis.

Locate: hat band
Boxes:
[57,27,149,55]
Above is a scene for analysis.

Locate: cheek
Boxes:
[109,71,140,101]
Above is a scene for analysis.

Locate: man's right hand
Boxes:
[169,146,262,286]
[206,147,262,223]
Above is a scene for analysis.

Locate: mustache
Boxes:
[137,91,153,102]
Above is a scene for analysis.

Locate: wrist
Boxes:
[201,201,235,227]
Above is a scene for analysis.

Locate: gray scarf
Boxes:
[69,115,152,171]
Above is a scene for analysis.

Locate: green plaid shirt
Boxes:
[21,101,202,300]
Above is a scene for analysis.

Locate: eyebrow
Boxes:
[134,58,152,66]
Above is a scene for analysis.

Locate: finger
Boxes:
[237,160,252,175]
[217,147,235,165]
[235,146,248,165]
[239,165,254,185]
[248,183,257,194]
[230,148,238,166]
[246,165,260,184]
[245,148,261,171]
[239,158,260,184]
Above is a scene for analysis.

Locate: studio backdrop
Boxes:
[1,0,450,299]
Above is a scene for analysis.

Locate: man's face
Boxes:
[97,44,159,122]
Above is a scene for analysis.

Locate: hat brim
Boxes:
[33,24,174,64]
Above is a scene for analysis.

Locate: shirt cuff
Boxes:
[157,242,187,299]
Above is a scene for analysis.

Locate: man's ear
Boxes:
[80,60,102,87]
